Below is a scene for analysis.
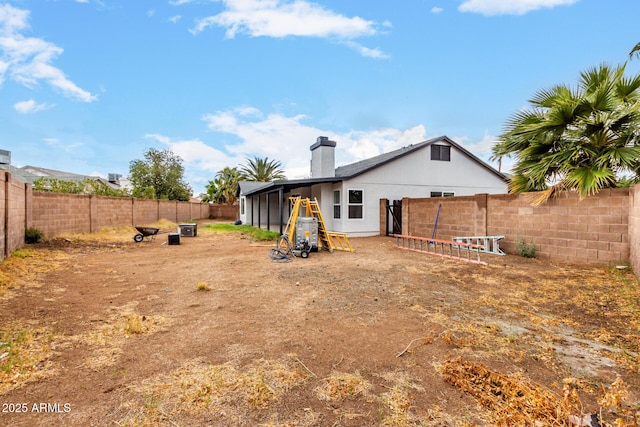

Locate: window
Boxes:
[333,190,341,219]
[240,197,245,215]
[348,189,363,219]
[430,192,455,197]
[431,145,451,161]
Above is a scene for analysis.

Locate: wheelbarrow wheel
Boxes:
[133,234,144,243]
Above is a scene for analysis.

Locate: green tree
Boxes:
[202,167,241,204]
[491,63,640,204]
[239,156,286,182]
[129,148,192,201]
[202,179,224,204]
[216,166,241,204]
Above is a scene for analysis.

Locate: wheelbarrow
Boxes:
[133,226,169,243]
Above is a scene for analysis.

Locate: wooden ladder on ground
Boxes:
[284,196,354,252]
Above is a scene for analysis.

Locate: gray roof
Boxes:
[238,180,272,195]
[238,177,342,197]
[0,164,37,183]
[335,135,505,180]
[1,164,122,189]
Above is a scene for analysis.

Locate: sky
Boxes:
[1,0,639,196]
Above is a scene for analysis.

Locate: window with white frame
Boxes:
[333,190,341,219]
[430,191,455,197]
[348,189,363,219]
[240,197,246,215]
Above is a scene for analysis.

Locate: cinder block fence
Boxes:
[384,186,640,269]
[3,168,640,271]
[0,171,237,259]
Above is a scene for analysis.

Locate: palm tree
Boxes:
[216,166,241,204]
[202,167,241,204]
[630,42,640,60]
[202,178,224,204]
[239,156,286,182]
[491,63,640,204]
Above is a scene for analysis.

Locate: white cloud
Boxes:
[453,132,496,155]
[458,0,579,16]
[0,4,97,102]
[189,0,387,58]
[145,133,243,172]
[342,41,390,60]
[431,7,444,14]
[13,99,49,113]
[200,106,429,179]
[452,133,507,172]
[148,106,506,193]
[168,15,182,23]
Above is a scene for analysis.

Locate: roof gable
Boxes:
[335,135,505,181]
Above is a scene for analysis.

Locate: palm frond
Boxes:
[564,166,616,198]
[629,42,640,60]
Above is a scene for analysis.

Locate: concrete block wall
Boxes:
[91,196,133,232]
[402,194,488,240]
[158,201,177,223]
[30,192,213,239]
[209,204,238,220]
[487,189,629,263]
[133,199,158,225]
[31,192,92,237]
[177,202,192,222]
[630,185,640,273]
[6,174,28,254]
[0,172,6,257]
[0,178,235,259]
[397,188,631,265]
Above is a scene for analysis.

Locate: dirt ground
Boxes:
[0,222,639,426]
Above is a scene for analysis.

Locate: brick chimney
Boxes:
[310,136,336,178]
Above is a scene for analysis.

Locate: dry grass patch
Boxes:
[441,358,640,426]
[0,323,56,394]
[378,373,425,427]
[315,371,371,402]
[0,248,68,297]
[55,226,139,244]
[120,357,309,426]
[80,303,166,370]
[441,358,574,425]
[54,220,180,244]
[196,282,211,291]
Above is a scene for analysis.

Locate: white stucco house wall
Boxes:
[238,135,508,237]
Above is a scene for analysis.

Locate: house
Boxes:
[238,135,508,237]
[0,149,129,192]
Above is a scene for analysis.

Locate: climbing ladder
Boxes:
[452,235,506,255]
[284,197,355,252]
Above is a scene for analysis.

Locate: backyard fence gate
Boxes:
[385,199,402,236]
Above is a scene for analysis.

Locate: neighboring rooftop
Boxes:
[0,149,127,190]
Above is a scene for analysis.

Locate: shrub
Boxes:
[25,228,43,244]
[516,236,537,258]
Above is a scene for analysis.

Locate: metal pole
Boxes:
[432,204,441,239]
